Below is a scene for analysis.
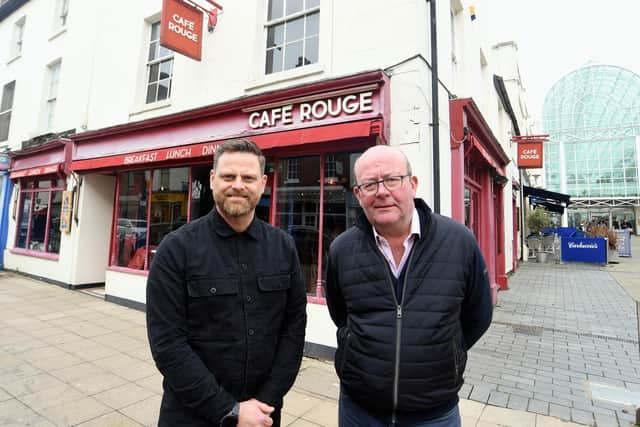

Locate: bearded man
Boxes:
[146,139,307,427]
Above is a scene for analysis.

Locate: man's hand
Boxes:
[238,398,274,427]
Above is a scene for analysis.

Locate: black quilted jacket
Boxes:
[325,199,492,416]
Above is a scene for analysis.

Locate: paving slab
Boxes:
[463,238,640,426]
[4,262,639,427]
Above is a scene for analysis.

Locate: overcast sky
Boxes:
[475,1,640,131]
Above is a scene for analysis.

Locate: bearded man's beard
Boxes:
[214,192,258,218]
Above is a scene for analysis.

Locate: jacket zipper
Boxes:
[453,337,459,386]
[387,247,417,425]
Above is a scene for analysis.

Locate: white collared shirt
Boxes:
[372,208,421,278]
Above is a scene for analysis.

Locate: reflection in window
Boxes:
[47,191,62,253]
[276,156,320,294]
[29,191,50,250]
[146,22,174,104]
[16,194,31,249]
[14,178,64,254]
[265,0,319,74]
[114,170,150,269]
[320,152,362,290]
[275,152,362,297]
[148,168,189,267]
[190,166,214,220]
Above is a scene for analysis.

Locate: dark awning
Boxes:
[523,186,571,214]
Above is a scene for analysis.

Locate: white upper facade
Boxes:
[0,0,449,145]
[0,0,528,160]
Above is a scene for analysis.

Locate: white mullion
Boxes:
[281,19,287,71]
[302,11,307,62]
[266,6,319,26]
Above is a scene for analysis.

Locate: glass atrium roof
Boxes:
[543,64,640,138]
[541,65,640,202]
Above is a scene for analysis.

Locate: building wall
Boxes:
[1,0,531,352]
[70,174,115,285]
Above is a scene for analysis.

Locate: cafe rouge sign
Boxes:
[248,91,374,130]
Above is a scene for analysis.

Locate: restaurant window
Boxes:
[113,166,199,271]
[276,151,362,297]
[0,80,15,142]
[14,178,64,254]
[190,166,214,221]
[320,152,361,290]
[265,0,319,74]
[146,22,174,104]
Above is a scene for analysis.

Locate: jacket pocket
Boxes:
[337,329,352,377]
[452,336,465,387]
[187,277,239,297]
[257,274,291,292]
[453,338,459,387]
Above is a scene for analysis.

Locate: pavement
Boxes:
[0,238,639,426]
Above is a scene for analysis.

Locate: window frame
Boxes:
[13,177,65,259]
[145,21,175,105]
[110,165,202,272]
[0,80,16,142]
[264,0,320,75]
[12,16,26,58]
[53,0,69,31]
[46,61,61,130]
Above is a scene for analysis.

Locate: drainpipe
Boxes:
[428,0,440,213]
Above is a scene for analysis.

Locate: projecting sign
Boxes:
[517,141,544,169]
[160,0,203,61]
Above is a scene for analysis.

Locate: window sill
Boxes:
[10,248,60,261]
[245,64,325,93]
[129,99,172,118]
[48,27,67,41]
[6,54,21,66]
[107,265,149,276]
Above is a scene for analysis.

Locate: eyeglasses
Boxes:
[355,175,411,196]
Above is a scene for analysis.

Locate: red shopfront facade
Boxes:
[450,98,510,303]
[9,139,72,260]
[71,71,390,305]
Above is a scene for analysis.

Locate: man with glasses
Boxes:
[325,145,492,426]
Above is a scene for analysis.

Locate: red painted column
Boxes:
[479,171,498,304]
[495,184,508,290]
[450,143,465,223]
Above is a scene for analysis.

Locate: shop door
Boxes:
[464,186,480,240]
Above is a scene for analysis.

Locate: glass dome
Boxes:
[542,64,640,200]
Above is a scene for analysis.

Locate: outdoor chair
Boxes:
[542,233,561,263]
[542,233,555,253]
[525,235,542,259]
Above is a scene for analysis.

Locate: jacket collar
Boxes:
[209,207,262,240]
[355,198,433,240]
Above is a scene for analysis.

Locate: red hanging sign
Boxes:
[517,141,543,168]
[512,135,548,169]
[160,0,204,61]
